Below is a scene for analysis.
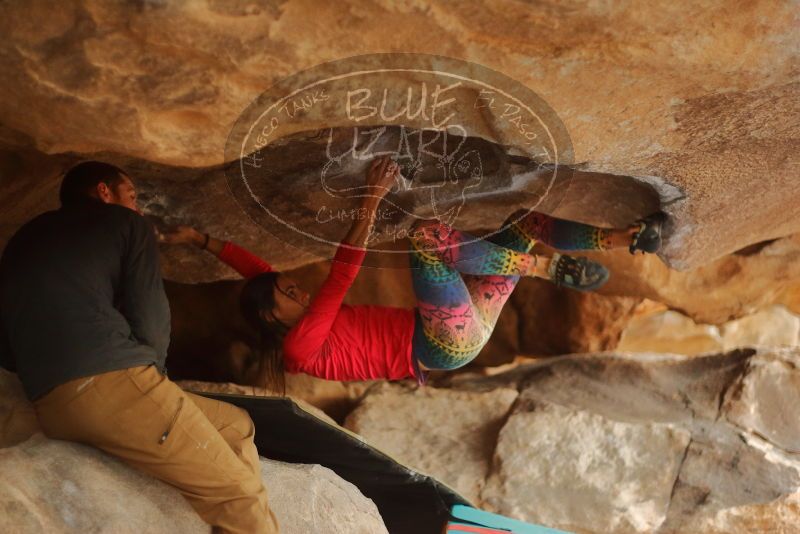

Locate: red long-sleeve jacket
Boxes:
[219,241,417,381]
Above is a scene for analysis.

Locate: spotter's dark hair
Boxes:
[59,161,128,207]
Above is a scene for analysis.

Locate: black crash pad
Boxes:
[197,392,471,534]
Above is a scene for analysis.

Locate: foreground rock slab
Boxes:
[481,349,800,533]
[259,461,389,534]
[0,435,388,534]
[482,400,690,533]
[345,382,517,503]
[350,348,800,533]
[721,349,800,453]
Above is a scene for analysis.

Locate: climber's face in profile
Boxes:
[93,174,140,214]
[262,274,310,329]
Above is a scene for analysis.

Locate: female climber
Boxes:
[161,157,665,388]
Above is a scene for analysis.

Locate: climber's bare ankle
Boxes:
[531,255,552,279]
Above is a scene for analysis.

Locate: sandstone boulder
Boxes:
[0,435,206,533]
[721,348,800,453]
[660,431,800,533]
[259,460,389,534]
[345,382,518,503]
[618,305,800,356]
[482,400,690,533]
[0,1,798,270]
[720,305,800,351]
[350,349,800,533]
[593,235,800,324]
[617,308,723,355]
[0,434,388,534]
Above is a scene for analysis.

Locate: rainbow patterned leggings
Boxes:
[409,210,613,372]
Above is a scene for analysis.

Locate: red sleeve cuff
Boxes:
[219,241,236,262]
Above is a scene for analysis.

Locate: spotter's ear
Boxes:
[94,182,113,203]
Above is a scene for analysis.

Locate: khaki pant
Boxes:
[34,365,279,534]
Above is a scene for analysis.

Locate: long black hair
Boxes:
[239,271,287,394]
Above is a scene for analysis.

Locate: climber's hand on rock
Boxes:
[159,225,204,247]
[365,156,399,199]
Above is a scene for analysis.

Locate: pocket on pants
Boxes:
[158,396,184,446]
[94,367,187,459]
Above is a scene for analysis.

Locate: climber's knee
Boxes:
[409,219,451,245]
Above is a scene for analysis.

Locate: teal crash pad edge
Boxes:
[450,505,573,534]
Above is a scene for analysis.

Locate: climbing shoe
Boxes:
[629,211,667,255]
[548,253,610,292]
